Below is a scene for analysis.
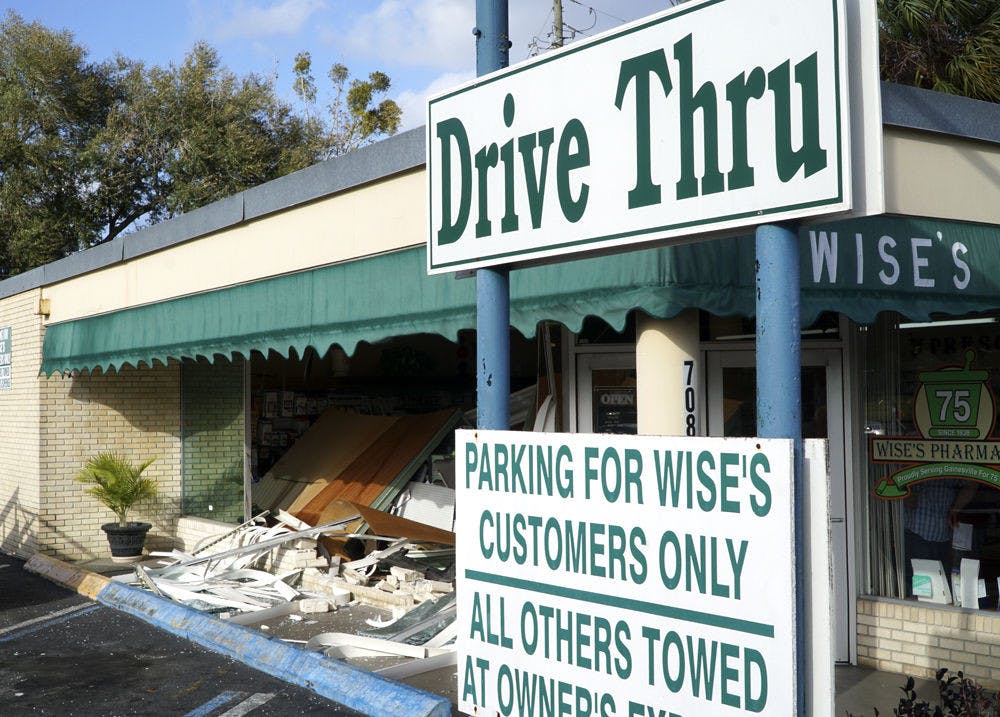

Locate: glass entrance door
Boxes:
[707,349,852,663]
[575,353,637,434]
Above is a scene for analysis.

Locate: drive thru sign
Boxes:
[456,430,795,716]
[426,0,851,273]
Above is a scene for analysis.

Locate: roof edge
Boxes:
[881,81,1000,144]
[1,85,997,300]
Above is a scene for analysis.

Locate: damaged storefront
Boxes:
[1,81,999,692]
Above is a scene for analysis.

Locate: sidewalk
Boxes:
[835,663,939,716]
[33,554,942,717]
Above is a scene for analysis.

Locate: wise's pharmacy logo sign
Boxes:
[873,351,1000,497]
[426,0,852,274]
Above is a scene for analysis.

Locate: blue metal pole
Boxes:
[476,269,510,429]
[755,223,804,715]
[475,0,511,431]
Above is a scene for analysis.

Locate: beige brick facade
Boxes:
[1,281,184,560]
[0,290,224,561]
[0,289,44,558]
[858,596,1000,688]
[38,362,183,560]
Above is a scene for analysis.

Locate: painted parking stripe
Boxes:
[0,604,100,642]
[217,693,275,716]
[182,691,244,717]
[0,602,93,636]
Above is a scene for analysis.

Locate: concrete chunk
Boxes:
[389,566,424,583]
[299,598,331,614]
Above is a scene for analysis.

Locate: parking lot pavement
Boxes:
[0,553,90,629]
[0,553,363,717]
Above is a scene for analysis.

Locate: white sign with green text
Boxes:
[456,430,795,716]
[427,0,853,273]
[0,326,11,391]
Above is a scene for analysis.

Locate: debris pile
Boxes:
[118,408,464,678]
[124,500,457,675]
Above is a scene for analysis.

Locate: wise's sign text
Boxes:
[456,430,795,716]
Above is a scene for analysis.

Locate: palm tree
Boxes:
[879,0,1000,102]
[75,452,157,527]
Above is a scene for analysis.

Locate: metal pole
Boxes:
[755,222,804,715]
[474,0,511,431]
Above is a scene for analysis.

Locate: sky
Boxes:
[1,0,672,131]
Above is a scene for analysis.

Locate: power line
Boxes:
[530,1,677,58]
[526,7,554,58]
[568,0,627,24]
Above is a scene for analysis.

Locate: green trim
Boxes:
[465,569,776,638]
[896,464,1000,488]
[41,216,1000,376]
[429,195,843,271]
[832,0,844,206]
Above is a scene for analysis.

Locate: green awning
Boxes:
[41,215,1000,375]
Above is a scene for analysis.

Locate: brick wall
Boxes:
[858,596,1000,688]
[0,290,43,558]
[181,359,245,524]
[174,515,238,553]
[39,362,183,560]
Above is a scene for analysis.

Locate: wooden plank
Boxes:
[293,409,462,526]
[367,410,464,513]
[350,502,455,546]
[252,410,397,511]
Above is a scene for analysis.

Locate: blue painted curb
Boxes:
[97,581,451,717]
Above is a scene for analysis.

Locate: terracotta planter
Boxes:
[101,522,152,563]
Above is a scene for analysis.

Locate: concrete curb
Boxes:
[24,554,450,717]
[24,553,113,600]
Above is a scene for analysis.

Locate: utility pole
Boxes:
[553,0,564,47]
[474,1,511,432]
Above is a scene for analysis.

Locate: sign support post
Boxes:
[432,1,876,710]
[474,0,511,431]
[755,222,804,714]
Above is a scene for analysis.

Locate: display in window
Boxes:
[869,347,1000,606]
[872,351,998,499]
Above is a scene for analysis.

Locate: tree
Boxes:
[81,43,322,239]
[141,43,315,216]
[879,0,1000,102]
[292,52,402,160]
[0,12,114,273]
[0,13,403,277]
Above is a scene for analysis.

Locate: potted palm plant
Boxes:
[76,452,157,562]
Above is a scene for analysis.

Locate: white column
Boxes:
[636,310,700,436]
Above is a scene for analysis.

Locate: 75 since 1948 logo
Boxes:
[872,350,999,498]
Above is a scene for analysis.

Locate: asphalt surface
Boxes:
[0,553,364,717]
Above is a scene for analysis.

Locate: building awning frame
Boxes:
[41,215,1000,375]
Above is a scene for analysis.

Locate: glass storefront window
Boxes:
[591,368,637,434]
[702,311,840,342]
[860,313,1000,607]
[181,358,245,524]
